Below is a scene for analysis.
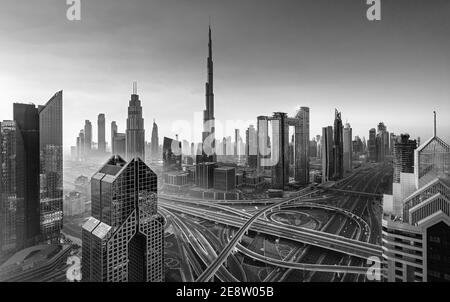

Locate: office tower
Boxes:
[271,112,289,189]
[353,136,364,156]
[13,103,40,249]
[126,82,145,161]
[0,121,20,255]
[77,129,85,160]
[39,91,63,242]
[113,133,126,159]
[382,112,450,282]
[221,137,227,156]
[376,122,389,162]
[295,107,310,185]
[201,26,216,163]
[151,120,159,161]
[195,162,218,189]
[163,137,182,171]
[214,167,236,191]
[321,126,334,183]
[316,135,321,158]
[97,114,106,153]
[389,132,396,156]
[81,156,164,282]
[332,109,344,180]
[246,125,257,169]
[309,139,317,159]
[234,129,241,157]
[111,121,117,154]
[84,120,92,154]
[343,123,353,173]
[393,134,417,183]
[368,128,377,162]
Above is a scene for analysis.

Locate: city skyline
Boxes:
[0,0,449,151]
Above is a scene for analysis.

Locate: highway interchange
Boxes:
[161,162,393,282]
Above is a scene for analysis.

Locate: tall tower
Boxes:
[0,121,20,255]
[151,119,159,161]
[295,107,310,185]
[98,113,106,153]
[111,121,117,154]
[343,122,353,173]
[13,103,40,249]
[84,120,92,154]
[201,26,216,163]
[126,82,145,161]
[38,91,63,242]
[332,109,344,180]
[82,156,164,282]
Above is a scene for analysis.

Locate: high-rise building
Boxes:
[295,107,310,185]
[214,167,236,192]
[195,162,217,189]
[246,125,257,169]
[393,134,417,183]
[111,121,117,154]
[382,113,450,282]
[163,137,182,171]
[84,120,92,154]
[81,156,164,282]
[112,133,126,159]
[13,103,40,249]
[98,114,106,153]
[201,27,216,163]
[38,91,63,242]
[126,82,145,161]
[321,126,334,183]
[376,122,389,162]
[151,120,159,161]
[368,128,377,162]
[77,129,85,160]
[0,121,20,256]
[343,123,353,173]
[316,135,321,158]
[332,109,344,180]
[271,112,289,189]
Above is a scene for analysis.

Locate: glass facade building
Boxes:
[38,91,63,242]
[82,156,164,282]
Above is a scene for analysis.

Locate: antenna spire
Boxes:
[433,111,437,137]
[132,81,137,95]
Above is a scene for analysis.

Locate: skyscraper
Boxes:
[393,134,417,183]
[13,103,40,249]
[81,156,164,282]
[84,120,92,154]
[151,120,159,161]
[126,82,145,161]
[246,125,257,169]
[295,107,310,185]
[38,91,63,242]
[343,123,353,173]
[111,121,117,154]
[382,113,450,282]
[321,126,334,183]
[332,109,344,180]
[0,121,20,255]
[368,128,377,162]
[201,26,216,163]
[98,113,106,153]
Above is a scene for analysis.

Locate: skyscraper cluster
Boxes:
[382,112,450,282]
[367,122,393,163]
[0,91,63,256]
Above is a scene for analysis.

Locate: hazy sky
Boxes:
[1,0,449,151]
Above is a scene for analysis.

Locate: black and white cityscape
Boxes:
[1,0,450,285]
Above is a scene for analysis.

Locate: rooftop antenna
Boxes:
[433,111,437,137]
[132,81,137,95]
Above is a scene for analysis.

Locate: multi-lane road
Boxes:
[160,162,392,282]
